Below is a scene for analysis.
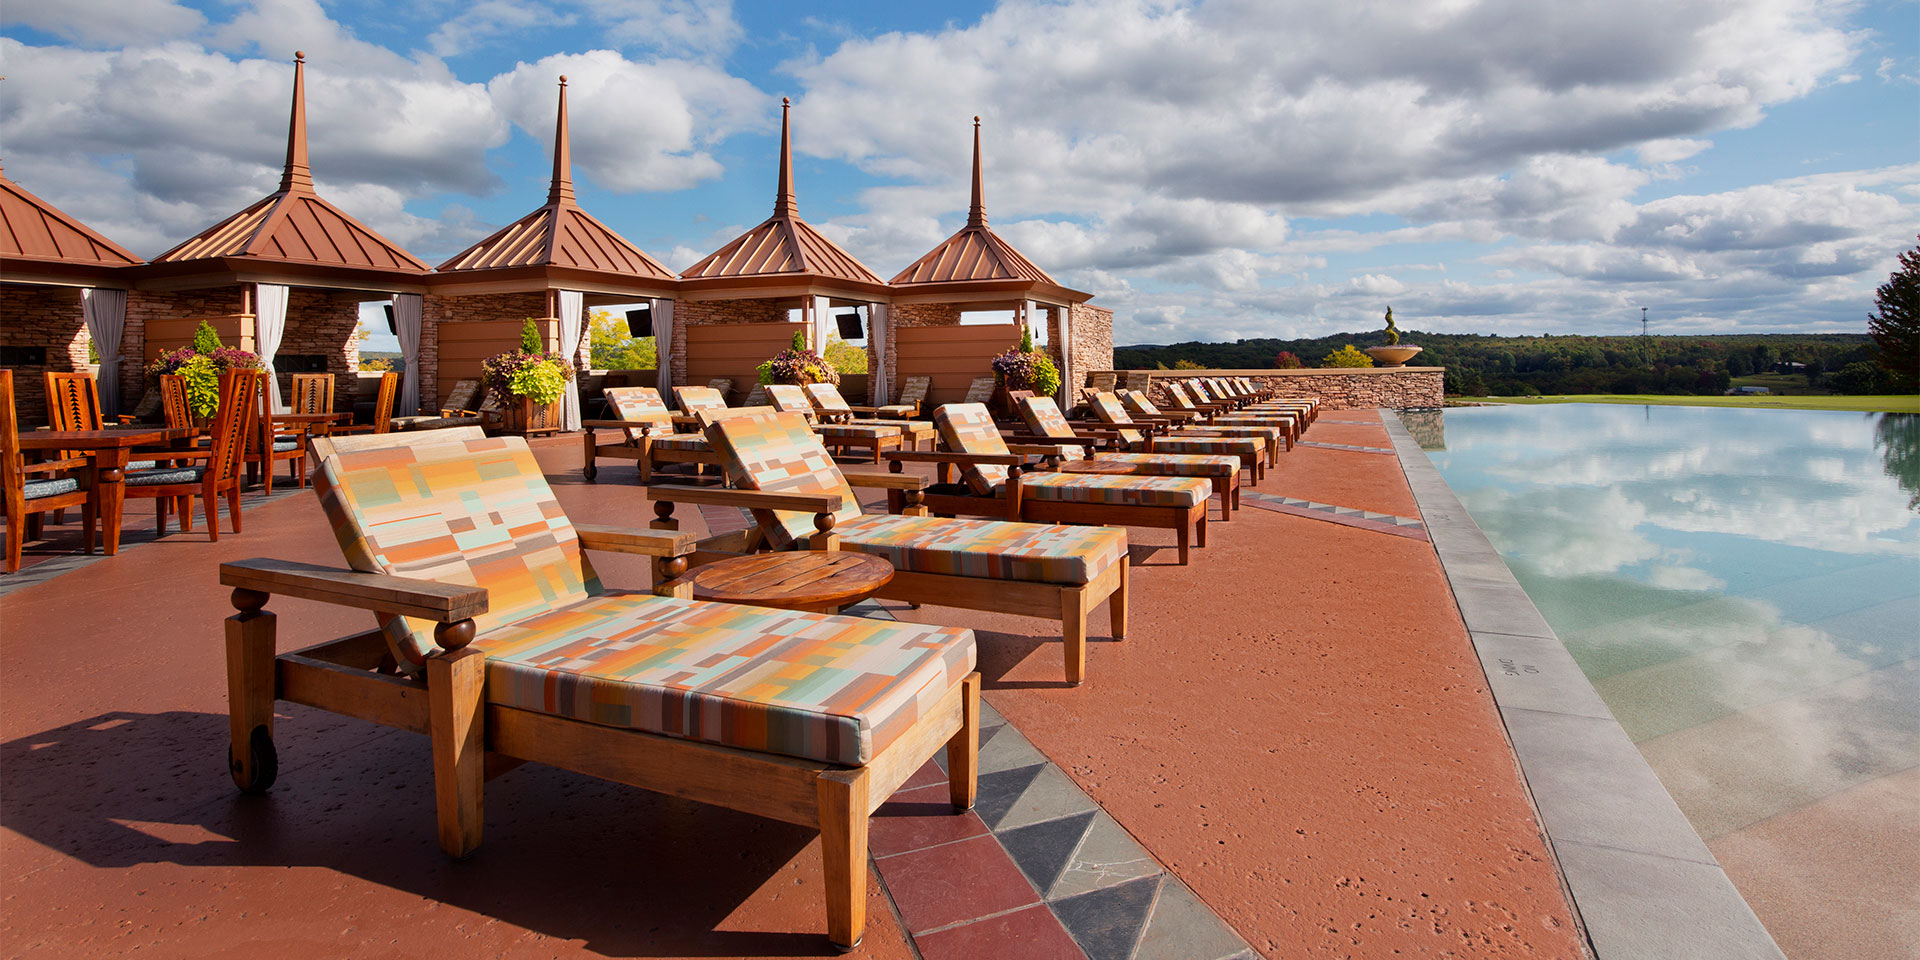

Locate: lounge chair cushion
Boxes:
[1151,436,1263,459]
[930,403,1013,496]
[1084,452,1240,482]
[837,514,1125,586]
[1012,471,1210,509]
[604,386,673,430]
[22,477,79,499]
[804,382,852,414]
[1015,395,1078,440]
[763,384,814,415]
[314,435,603,671]
[704,410,865,548]
[125,466,205,485]
[393,415,482,432]
[673,386,728,417]
[649,434,712,452]
[478,590,974,765]
[872,404,916,418]
[815,422,902,440]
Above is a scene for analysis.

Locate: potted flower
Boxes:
[989,327,1061,414]
[757,331,841,387]
[145,320,264,423]
[480,318,575,435]
[1363,307,1423,367]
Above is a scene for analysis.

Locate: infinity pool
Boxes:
[1420,404,1919,960]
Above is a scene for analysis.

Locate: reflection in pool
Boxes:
[1425,405,1919,960]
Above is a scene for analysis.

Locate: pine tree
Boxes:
[1869,238,1919,392]
[520,317,543,354]
[192,318,223,354]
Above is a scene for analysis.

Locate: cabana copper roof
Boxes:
[142,53,429,289]
[0,162,142,286]
[678,98,888,299]
[889,119,1090,306]
[433,77,677,297]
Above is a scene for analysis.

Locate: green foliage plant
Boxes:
[177,355,222,418]
[991,327,1061,395]
[192,318,224,355]
[509,358,568,405]
[520,317,543,353]
[1869,237,1919,392]
[1323,344,1375,368]
[1171,359,1206,370]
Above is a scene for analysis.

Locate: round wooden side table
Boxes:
[671,551,894,614]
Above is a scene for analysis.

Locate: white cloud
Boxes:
[1637,139,1714,166]
[5,0,205,47]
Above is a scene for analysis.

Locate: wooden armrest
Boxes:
[1006,443,1069,458]
[219,558,489,621]
[574,524,697,557]
[22,457,91,474]
[148,448,214,459]
[883,450,1029,466]
[842,470,930,491]
[647,484,843,514]
[580,419,666,431]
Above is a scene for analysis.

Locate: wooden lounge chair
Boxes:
[218,425,979,950]
[1075,391,1270,481]
[760,384,903,463]
[650,409,1128,684]
[901,403,1212,565]
[1162,381,1301,443]
[866,375,930,419]
[803,382,937,451]
[583,385,723,482]
[961,377,995,404]
[705,377,734,402]
[123,369,259,539]
[1116,388,1290,458]
[393,379,487,432]
[3,370,96,573]
[1013,395,1241,517]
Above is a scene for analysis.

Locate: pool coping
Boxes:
[1383,410,1787,960]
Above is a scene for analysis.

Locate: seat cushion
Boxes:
[650,434,712,452]
[1013,471,1211,509]
[815,423,902,440]
[1087,452,1240,481]
[873,404,916,417]
[1152,436,1264,459]
[22,477,80,499]
[271,439,301,453]
[127,459,159,471]
[125,466,205,485]
[1177,425,1282,443]
[394,415,484,432]
[478,590,975,766]
[837,514,1126,586]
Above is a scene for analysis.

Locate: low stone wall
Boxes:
[1113,367,1444,411]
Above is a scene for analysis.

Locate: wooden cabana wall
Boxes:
[893,322,1025,406]
[680,320,805,402]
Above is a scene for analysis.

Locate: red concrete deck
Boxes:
[0,410,1586,958]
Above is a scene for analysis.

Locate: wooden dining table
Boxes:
[18,428,195,555]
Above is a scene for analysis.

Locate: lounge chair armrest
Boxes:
[574,524,698,557]
[647,484,843,514]
[842,470,930,491]
[883,451,1029,467]
[1006,443,1070,459]
[580,419,667,432]
[219,558,489,622]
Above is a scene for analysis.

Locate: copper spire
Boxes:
[278,51,314,193]
[547,75,576,206]
[773,97,797,218]
[967,116,987,229]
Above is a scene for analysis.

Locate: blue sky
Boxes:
[5,0,1916,352]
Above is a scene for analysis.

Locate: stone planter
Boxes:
[1363,345,1423,368]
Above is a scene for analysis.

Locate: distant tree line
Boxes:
[1113,332,1901,397]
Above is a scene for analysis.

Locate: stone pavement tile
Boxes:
[1052,873,1161,960]
[876,833,1040,934]
[1048,812,1162,900]
[977,722,1050,775]
[993,763,1101,832]
[973,763,1047,830]
[1449,578,1558,639]
[910,903,1087,960]
[1469,631,1617,721]
[1553,839,1784,960]
[1133,875,1255,960]
[870,782,991,859]
[1502,707,1716,865]
[999,810,1097,894]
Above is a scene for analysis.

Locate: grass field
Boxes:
[1463,394,1919,413]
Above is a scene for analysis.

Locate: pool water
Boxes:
[1422,404,1919,960]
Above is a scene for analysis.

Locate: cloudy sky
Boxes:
[4,0,1916,349]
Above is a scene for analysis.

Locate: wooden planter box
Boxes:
[500,396,564,437]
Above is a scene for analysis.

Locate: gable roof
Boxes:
[435,77,676,284]
[679,98,887,293]
[148,52,429,277]
[0,163,142,283]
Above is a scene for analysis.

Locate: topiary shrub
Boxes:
[520,317,543,354]
[192,318,224,355]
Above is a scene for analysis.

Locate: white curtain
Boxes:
[392,293,423,416]
[812,295,834,353]
[556,290,585,431]
[81,288,128,416]
[652,298,675,394]
[1055,304,1074,407]
[867,303,888,404]
[254,283,290,412]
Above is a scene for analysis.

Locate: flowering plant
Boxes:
[990,326,1060,396]
[144,322,263,418]
[756,331,840,386]
[482,350,575,406]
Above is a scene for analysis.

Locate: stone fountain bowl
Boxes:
[1363,345,1423,367]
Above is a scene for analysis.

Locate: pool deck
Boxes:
[0,409,1760,958]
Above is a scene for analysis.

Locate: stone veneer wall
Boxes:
[1137,367,1444,410]
[273,289,364,413]
[1059,303,1113,402]
[669,298,789,386]
[1,285,91,427]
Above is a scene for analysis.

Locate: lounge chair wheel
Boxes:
[230,725,277,794]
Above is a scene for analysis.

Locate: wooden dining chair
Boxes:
[289,374,335,419]
[123,370,260,540]
[247,374,309,494]
[3,370,96,573]
[158,375,194,430]
[333,372,398,436]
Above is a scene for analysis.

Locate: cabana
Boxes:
[672,98,892,405]
[133,52,431,416]
[428,77,680,430]
[0,164,142,425]
[887,119,1108,410]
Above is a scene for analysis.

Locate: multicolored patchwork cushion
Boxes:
[650,434,711,452]
[313,435,602,672]
[764,384,814,415]
[1118,391,1162,418]
[836,514,1125,586]
[1153,436,1263,459]
[804,382,853,414]
[1086,452,1240,481]
[673,385,728,417]
[605,386,673,427]
[1015,396,1077,441]
[931,403,1011,496]
[478,590,974,765]
[872,404,916,417]
[1175,425,1282,448]
[1015,471,1210,509]
[704,410,865,549]
[816,422,903,440]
